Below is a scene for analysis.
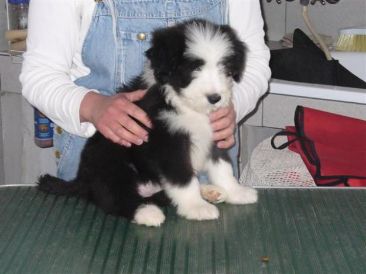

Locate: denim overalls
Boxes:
[54,0,239,181]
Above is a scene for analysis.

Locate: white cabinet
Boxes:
[0,55,56,185]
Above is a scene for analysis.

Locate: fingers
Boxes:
[115,117,148,144]
[210,103,236,149]
[124,100,152,129]
[109,93,151,143]
[91,92,152,147]
[125,89,147,102]
[217,135,235,149]
[101,127,133,147]
[211,115,232,132]
[210,105,235,129]
[100,120,146,147]
[212,124,235,142]
[115,126,144,146]
[102,127,122,145]
[115,92,152,129]
[209,106,231,123]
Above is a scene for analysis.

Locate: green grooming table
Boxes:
[0,186,365,274]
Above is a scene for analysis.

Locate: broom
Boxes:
[336,27,366,52]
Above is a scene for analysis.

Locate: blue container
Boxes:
[34,108,54,148]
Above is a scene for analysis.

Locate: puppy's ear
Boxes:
[145,47,161,82]
[145,48,153,60]
[145,28,186,84]
[220,25,247,82]
[145,47,171,84]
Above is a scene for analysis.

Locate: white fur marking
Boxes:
[159,108,212,172]
[185,22,232,63]
[164,177,219,220]
[141,61,156,87]
[133,204,165,227]
[137,182,162,198]
[206,159,258,204]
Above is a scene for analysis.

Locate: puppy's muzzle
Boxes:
[207,93,222,104]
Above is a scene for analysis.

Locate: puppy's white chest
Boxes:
[188,117,212,171]
[172,113,212,172]
[161,110,213,172]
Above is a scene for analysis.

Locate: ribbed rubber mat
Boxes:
[0,186,365,274]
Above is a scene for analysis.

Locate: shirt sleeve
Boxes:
[229,0,271,123]
[19,0,96,137]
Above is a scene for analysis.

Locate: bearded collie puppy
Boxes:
[38,19,258,227]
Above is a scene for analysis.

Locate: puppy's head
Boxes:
[145,19,246,114]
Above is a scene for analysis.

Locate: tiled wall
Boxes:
[262,0,366,42]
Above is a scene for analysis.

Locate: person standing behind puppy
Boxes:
[20,0,271,181]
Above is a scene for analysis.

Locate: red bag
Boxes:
[271,106,366,187]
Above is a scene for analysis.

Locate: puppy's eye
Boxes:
[193,66,202,72]
[226,71,233,77]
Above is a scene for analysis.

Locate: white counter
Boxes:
[270,79,366,104]
[269,51,366,105]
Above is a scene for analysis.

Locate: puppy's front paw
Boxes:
[226,186,258,205]
[200,184,227,204]
[178,201,219,220]
[134,204,165,227]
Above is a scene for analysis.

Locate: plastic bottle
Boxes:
[7,0,29,30]
[34,109,54,148]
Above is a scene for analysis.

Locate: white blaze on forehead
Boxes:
[185,23,232,63]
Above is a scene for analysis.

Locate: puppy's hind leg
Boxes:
[87,177,164,227]
[132,186,169,227]
[98,190,166,227]
[206,158,258,205]
[133,203,166,227]
[164,177,219,221]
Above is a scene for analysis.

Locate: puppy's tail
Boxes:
[38,174,81,196]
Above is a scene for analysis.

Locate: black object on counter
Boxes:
[269,28,366,89]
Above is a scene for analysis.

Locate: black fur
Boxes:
[146,22,203,89]
[38,19,246,222]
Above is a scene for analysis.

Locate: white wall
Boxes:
[262,0,366,42]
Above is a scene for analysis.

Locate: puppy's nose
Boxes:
[207,93,221,104]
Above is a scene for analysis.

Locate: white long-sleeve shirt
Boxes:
[20,0,271,138]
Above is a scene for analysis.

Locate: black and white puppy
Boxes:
[38,19,258,227]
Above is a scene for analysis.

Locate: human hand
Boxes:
[209,103,236,149]
[80,90,152,147]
